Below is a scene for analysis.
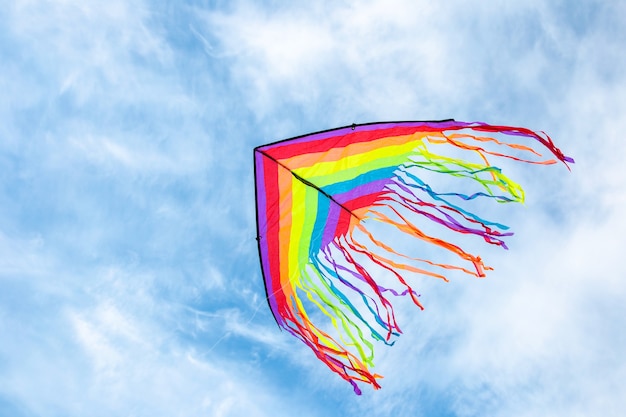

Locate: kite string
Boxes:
[196,275,291,355]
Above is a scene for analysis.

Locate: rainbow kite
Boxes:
[254,120,572,394]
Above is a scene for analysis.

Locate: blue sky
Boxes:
[1,1,625,416]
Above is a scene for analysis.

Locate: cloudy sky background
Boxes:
[1,1,625,416]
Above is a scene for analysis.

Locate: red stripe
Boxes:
[333,191,386,238]
[263,125,448,160]
[343,191,387,212]
[261,156,288,309]
[334,208,352,238]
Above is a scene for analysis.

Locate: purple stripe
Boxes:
[333,178,390,205]
[254,151,280,317]
[322,203,342,247]
[255,151,268,233]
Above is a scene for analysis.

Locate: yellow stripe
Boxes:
[294,140,427,187]
[288,177,307,281]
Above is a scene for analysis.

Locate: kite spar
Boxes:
[254,120,573,394]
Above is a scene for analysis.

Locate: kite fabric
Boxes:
[254,120,573,394]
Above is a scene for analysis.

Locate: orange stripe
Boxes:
[279,132,432,169]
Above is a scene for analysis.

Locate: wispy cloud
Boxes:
[1,0,624,416]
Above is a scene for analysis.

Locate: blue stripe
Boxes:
[322,166,397,195]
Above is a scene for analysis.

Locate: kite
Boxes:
[254,120,573,394]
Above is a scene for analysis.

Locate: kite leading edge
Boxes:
[253,120,573,394]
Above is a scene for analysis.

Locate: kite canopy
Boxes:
[254,120,573,394]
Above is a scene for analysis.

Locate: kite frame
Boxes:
[253,120,456,321]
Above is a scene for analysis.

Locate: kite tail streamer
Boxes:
[254,120,573,394]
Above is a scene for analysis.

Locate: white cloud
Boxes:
[1,0,625,416]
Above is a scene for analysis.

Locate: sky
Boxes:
[1,0,625,416]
